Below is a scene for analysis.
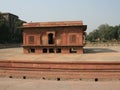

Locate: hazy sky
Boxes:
[0,0,120,33]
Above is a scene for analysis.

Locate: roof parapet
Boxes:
[23,21,84,27]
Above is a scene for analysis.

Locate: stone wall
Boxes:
[23,27,83,46]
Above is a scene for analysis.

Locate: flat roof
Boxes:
[21,21,87,30]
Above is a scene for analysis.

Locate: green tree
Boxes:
[87,24,120,42]
[14,20,23,42]
[0,13,10,43]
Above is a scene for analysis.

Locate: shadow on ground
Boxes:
[84,48,118,54]
[0,44,21,49]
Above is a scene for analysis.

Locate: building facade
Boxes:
[22,21,87,54]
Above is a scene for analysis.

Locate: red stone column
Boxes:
[77,47,83,54]
[62,32,67,46]
[23,47,29,54]
[36,34,40,45]
[62,47,69,54]
[36,47,42,54]
[23,32,26,45]
[79,30,83,46]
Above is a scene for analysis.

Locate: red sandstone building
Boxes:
[21,21,87,54]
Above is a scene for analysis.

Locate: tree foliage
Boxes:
[86,24,120,42]
[0,13,23,43]
[0,13,10,43]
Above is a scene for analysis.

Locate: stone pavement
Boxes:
[0,78,120,90]
[0,47,120,62]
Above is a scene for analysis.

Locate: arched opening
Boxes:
[49,48,54,53]
[56,48,61,53]
[69,48,77,53]
[48,33,54,44]
[28,48,35,53]
[43,48,47,53]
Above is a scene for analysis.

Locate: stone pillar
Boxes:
[36,47,42,54]
[36,34,41,45]
[23,47,29,54]
[77,47,83,54]
[62,33,67,45]
[23,32,26,45]
[62,47,69,54]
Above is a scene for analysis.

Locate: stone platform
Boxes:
[0,47,120,80]
[0,47,120,62]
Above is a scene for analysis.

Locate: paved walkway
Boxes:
[0,47,120,62]
[0,78,120,90]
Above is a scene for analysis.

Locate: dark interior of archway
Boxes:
[48,33,54,44]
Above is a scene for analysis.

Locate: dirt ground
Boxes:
[0,46,120,62]
[0,78,120,90]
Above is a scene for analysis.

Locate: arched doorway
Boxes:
[48,33,54,44]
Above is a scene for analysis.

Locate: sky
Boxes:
[0,0,120,33]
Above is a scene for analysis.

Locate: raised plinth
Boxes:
[0,60,120,80]
[0,47,120,80]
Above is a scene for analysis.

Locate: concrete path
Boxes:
[0,78,120,90]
